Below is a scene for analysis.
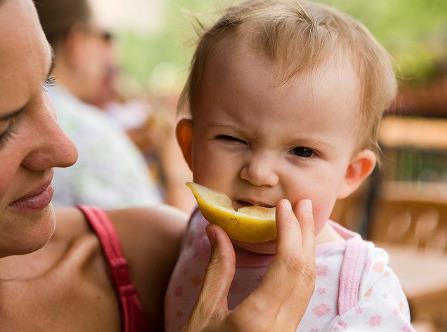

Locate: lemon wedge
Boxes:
[186,182,277,243]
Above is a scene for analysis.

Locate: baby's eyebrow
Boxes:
[313,138,336,149]
[289,137,337,150]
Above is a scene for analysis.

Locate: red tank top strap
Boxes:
[77,205,151,332]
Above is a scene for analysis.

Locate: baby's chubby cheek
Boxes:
[313,205,330,233]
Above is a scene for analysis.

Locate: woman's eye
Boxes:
[0,123,17,148]
[290,147,314,158]
[43,75,56,91]
[215,135,246,144]
[0,107,24,148]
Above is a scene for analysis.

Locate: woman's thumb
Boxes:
[185,224,236,330]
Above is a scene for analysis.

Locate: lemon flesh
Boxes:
[187,182,277,243]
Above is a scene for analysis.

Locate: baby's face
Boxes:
[183,40,373,236]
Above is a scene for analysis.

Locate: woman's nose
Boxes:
[21,99,78,171]
[239,153,279,187]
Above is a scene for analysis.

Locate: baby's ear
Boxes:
[338,149,376,199]
[176,119,193,170]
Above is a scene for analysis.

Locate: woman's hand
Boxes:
[183,199,316,332]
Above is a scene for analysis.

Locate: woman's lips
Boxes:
[9,183,54,212]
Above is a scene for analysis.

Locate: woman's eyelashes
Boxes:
[289,146,315,158]
[0,74,53,148]
[43,75,56,91]
[0,106,26,148]
[0,121,17,147]
[215,134,247,145]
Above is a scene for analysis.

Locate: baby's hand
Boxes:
[182,199,317,332]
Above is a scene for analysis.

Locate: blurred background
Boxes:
[85,0,447,330]
[93,0,447,96]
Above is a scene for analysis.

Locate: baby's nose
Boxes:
[239,154,279,187]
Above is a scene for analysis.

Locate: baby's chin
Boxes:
[232,239,277,255]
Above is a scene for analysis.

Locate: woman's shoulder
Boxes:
[108,204,188,282]
[108,204,187,240]
[54,205,188,328]
[53,207,92,241]
[54,204,188,284]
[108,204,188,328]
[107,204,188,269]
[54,204,188,247]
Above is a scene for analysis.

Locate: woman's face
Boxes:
[0,0,77,257]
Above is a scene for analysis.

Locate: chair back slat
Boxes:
[371,188,447,251]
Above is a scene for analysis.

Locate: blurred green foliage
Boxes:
[116,0,221,94]
[116,0,447,92]
[322,0,447,85]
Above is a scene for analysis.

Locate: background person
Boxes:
[34,0,163,208]
[83,26,195,213]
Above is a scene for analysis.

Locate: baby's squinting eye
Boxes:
[215,134,247,145]
[290,147,314,158]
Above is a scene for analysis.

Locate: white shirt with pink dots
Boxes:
[165,210,415,332]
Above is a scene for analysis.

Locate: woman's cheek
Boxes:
[0,165,16,207]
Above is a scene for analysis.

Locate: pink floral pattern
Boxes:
[336,320,349,329]
[317,264,329,277]
[369,314,382,327]
[317,287,326,295]
[374,261,385,273]
[312,304,331,317]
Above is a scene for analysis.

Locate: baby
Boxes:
[165,0,414,331]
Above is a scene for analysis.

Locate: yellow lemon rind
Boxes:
[187,182,277,243]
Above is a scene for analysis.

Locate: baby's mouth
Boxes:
[233,199,275,210]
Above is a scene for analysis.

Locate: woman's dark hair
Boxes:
[33,0,92,48]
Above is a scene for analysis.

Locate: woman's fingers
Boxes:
[184,224,236,331]
[239,199,316,329]
[184,200,316,332]
[276,200,316,327]
[295,199,316,257]
[276,199,303,255]
[260,199,313,293]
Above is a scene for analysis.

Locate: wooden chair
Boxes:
[369,183,447,330]
[412,320,440,332]
[370,183,447,251]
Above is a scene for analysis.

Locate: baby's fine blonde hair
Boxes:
[179,0,397,153]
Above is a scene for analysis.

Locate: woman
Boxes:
[0,0,316,331]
